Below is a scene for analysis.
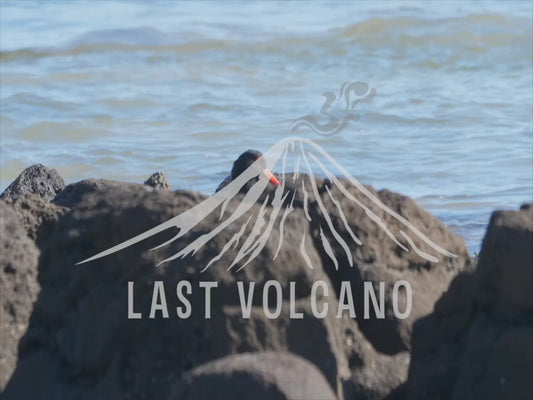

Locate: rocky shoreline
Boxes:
[1,164,531,400]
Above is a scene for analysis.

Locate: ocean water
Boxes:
[0,1,531,254]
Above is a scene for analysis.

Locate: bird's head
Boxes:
[231,149,281,187]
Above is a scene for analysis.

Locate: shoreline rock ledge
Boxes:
[1,164,527,400]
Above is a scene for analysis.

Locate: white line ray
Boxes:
[307,151,408,252]
[299,232,315,270]
[319,225,339,270]
[300,142,354,267]
[302,179,312,221]
[400,230,439,263]
[201,216,251,272]
[324,184,362,246]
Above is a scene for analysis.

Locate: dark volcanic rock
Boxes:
[210,299,349,395]
[0,202,40,390]
[2,194,68,241]
[0,164,64,201]
[2,174,472,400]
[173,352,337,400]
[339,313,410,400]
[3,185,347,399]
[144,171,171,191]
[308,178,470,355]
[474,206,533,311]
[407,204,533,400]
[53,178,148,208]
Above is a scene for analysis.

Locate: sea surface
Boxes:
[1,1,532,254]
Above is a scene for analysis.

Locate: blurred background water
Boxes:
[1,1,531,254]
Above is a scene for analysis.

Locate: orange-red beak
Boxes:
[263,168,281,186]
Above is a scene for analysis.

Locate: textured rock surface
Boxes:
[309,179,471,355]
[4,186,349,399]
[53,178,148,208]
[407,204,533,400]
[1,194,68,241]
[2,169,474,400]
[0,202,40,390]
[0,164,64,201]
[144,171,171,191]
[173,352,337,400]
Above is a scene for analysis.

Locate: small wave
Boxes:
[99,98,158,109]
[72,27,173,47]
[19,121,109,142]
[459,13,518,26]
[96,156,124,166]
[1,17,530,65]
[339,13,525,36]
[187,103,236,113]
[0,115,14,124]
[339,16,429,37]
[364,112,452,125]
[337,14,531,48]
[2,93,79,111]
[192,131,232,139]
[0,39,235,63]
[48,72,94,83]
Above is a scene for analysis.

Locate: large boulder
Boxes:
[210,300,349,395]
[2,194,68,241]
[0,164,64,202]
[474,203,533,311]
[173,352,337,400]
[407,203,533,400]
[52,178,148,208]
[3,185,349,399]
[0,202,40,390]
[339,313,410,400]
[307,178,470,354]
[2,173,472,400]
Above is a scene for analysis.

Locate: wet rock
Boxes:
[407,204,533,400]
[144,171,171,191]
[0,164,64,202]
[0,202,40,390]
[173,352,337,400]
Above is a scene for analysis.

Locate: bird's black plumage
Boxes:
[231,149,263,179]
[215,150,263,193]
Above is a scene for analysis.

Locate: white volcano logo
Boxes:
[77,136,457,269]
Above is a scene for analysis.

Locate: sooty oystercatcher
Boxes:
[215,149,281,193]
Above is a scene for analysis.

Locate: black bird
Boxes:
[215,149,281,193]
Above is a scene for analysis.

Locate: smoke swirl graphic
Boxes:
[289,81,376,136]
